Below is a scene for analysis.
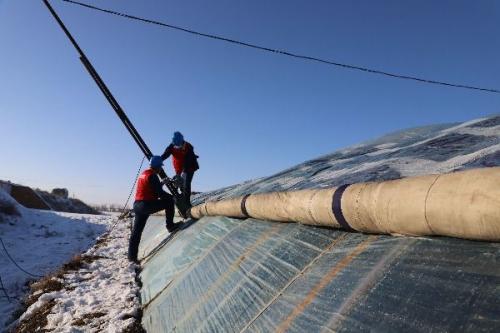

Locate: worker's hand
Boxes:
[161,178,171,186]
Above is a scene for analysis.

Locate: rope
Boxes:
[0,237,44,278]
[60,0,500,95]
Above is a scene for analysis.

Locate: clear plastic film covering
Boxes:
[140,116,500,332]
[140,217,500,333]
[139,216,243,304]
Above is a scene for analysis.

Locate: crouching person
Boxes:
[128,156,180,262]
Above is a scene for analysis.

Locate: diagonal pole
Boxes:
[42,0,189,217]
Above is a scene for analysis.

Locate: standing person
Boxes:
[161,131,199,205]
[128,156,180,262]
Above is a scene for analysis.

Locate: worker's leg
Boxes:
[128,201,149,262]
[142,196,176,231]
[181,171,194,206]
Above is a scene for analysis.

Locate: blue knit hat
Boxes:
[150,156,164,168]
[172,131,184,146]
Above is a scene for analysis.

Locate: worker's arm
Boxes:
[149,173,170,200]
[161,144,174,161]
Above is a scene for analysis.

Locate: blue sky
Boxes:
[1,0,499,205]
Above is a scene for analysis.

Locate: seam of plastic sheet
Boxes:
[139,216,246,305]
[142,219,500,333]
[192,233,375,333]
[142,220,347,332]
[240,232,349,332]
[322,238,413,332]
[143,221,250,309]
[274,235,377,333]
[165,223,283,329]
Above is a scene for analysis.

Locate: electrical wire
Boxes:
[60,0,500,95]
[120,155,146,217]
[0,237,44,278]
[107,155,145,234]
[0,154,142,279]
[0,274,12,303]
[0,158,143,290]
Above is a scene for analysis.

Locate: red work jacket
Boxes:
[135,168,157,201]
[168,142,198,175]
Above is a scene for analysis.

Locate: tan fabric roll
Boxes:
[341,174,439,236]
[206,197,247,218]
[245,189,339,227]
[426,167,500,241]
[190,197,247,219]
[189,202,208,219]
[189,167,500,241]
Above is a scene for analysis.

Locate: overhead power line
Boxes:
[60,0,499,94]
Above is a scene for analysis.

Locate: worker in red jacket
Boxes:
[128,156,180,262]
[161,131,199,205]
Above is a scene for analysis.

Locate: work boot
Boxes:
[166,222,181,233]
[127,255,139,264]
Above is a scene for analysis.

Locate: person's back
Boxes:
[135,168,159,201]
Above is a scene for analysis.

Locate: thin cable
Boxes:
[61,0,500,94]
[0,274,12,303]
[0,237,44,278]
[108,155,146,233]
[121,155,146,216]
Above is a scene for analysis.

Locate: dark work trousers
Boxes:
[128,198,174,262]
[181,171,195,205]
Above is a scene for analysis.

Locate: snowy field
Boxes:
[0,189,141,332]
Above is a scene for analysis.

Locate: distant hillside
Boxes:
[35,189,99,214]
[0,181,99,215]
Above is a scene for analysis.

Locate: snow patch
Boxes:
[0,187,139,331]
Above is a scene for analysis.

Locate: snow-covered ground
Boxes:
[0,188,140,332]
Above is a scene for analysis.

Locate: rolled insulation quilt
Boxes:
[190,167,500,241]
